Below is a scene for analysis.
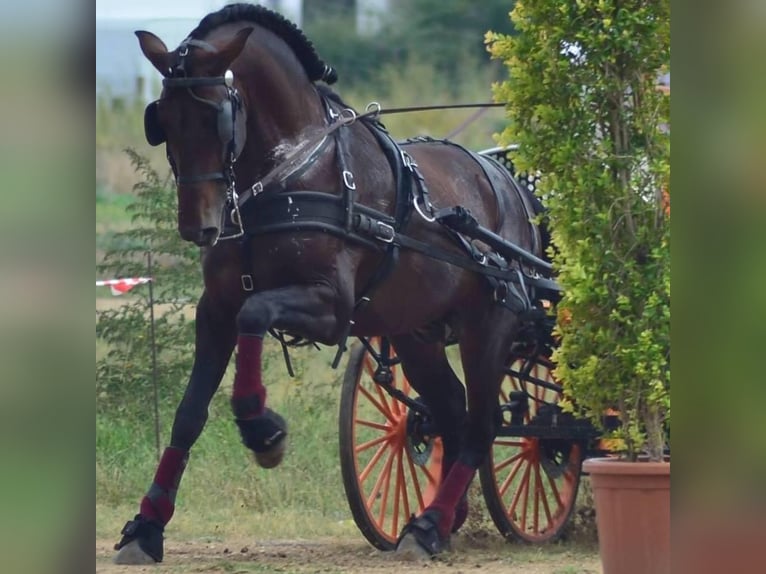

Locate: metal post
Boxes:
[147,251,161,463]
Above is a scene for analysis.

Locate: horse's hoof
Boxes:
[113,515,163,563]
[395,512,449,559]
[235,408,288,469]
[394,533,434,561]
[113,540,156,565]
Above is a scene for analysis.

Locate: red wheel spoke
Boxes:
[520,462,532,532]
[537,461,553,529]
[391,450,405,537]
[404,449,426,510]
[545,466,564,509]
[355,418,390,432]
[359,441,390,484]
[419,459,438,486]
[367,446,395,509]
[355,431,394,454]
[499,456,525,498]
[374,384,395,419]
[493,450,525,473]
[494,439,525,448]
[398,451,411,525]
[358,385,395,423]
[508,462,532,524]
[375,447,396,524]
[532,462,541,533]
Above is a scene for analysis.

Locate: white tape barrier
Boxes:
[96,277,152,296]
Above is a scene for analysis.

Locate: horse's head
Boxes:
[136,28,254,246]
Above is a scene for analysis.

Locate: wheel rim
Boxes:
[488,359,582,542]
[350,340,443,545]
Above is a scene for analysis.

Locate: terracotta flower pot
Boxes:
[583,457,670,574]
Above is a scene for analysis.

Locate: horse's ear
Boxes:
[199,27,254,75]
[135,30,173,77]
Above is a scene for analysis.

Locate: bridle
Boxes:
[142,37,507,245]
[143,38,246,241]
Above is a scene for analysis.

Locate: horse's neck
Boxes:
[248,40,324,153]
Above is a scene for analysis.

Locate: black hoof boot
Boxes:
[113,514,164,564]
[235,408,288,469]
[395,510,450,559]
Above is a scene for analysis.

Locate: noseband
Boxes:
[143,38,246,240]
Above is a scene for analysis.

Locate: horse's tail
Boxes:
[520,184,553,264]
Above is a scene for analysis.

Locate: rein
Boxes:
[375,102,505,115]
[234,101,506,209]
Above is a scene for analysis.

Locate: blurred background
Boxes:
[96,0,516,201]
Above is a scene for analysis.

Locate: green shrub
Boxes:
[488,0,670,460]
[96,150,200,413]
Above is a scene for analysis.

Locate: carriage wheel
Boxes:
[339,339,443,550]
[479,357,583,543]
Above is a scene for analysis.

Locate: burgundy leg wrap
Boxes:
[231,335,266,419]
[442,458,469,532]
[427,461,475,537]
[139,447,189,526]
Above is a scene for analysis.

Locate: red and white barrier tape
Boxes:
[96,277,152,296]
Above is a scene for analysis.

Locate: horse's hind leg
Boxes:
[390,334,469,531]
[233,282,347,467]
[396,308,519,557]
[114,292,237,564]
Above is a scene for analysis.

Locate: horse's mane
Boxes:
[188,3,337,84]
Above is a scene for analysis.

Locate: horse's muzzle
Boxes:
[180,226,220,246]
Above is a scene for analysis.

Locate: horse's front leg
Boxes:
[232,282,346,468]
[113,292,237,564]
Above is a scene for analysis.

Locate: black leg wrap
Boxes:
[396,510,450,557]
[235,408,288,469]
[230,395,264,419]
[114,514,164,562]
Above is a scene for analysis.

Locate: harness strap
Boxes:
[243,190,559,294]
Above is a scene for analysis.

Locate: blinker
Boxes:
[224,69,234,88]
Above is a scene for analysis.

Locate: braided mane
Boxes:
[188,2,337,84]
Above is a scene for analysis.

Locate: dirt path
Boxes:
[96,536,601,574]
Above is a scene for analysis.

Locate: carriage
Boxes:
[114,4,619,563]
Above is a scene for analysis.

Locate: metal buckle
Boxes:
[250,181,263,196]
[374,222,395,243]
[365,101,381,119]
[413,196,436,223]
[342,170,356,190]
[340,108,357,124]
[241,274,254,291]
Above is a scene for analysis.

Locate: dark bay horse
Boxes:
[114,3,542,563]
